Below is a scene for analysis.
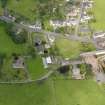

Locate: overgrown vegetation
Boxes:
[0,0,8,8]
[6,23,28,44]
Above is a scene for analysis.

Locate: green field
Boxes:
[91,0,105,30]
[0,81,54,105]
[26,56,46,80]
[7,0,38,21]
[54,80,105,105]
[55,37,81,59]
[0,22,26,56]
[0,79,105,105]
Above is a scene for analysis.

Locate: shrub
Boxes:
[1,0,8,8]
[6,24,28,44]
[27,46,36,58]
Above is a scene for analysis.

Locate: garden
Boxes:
[0,21,46,81]
[55,36,95,59]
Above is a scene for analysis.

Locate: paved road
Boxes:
[61,59,85,65]
[0,15,95,44]
[0,16,41,32]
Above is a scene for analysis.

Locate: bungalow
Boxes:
[93,32,105,39]
[12,56,25,69]
[50,18,78,28]
[72,65,82,79]
[93,32,105,49]
[47,34,55,45]
[83,0,93,9]
[50,20,66,28]
[21,21,42,32]
[34,37,44,54]
[66,7,80,18]
[28,22,42,32]
[42,56,52,69]
[80,15,93,23]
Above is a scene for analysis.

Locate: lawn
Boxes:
[55,37,81,59]
[54,80,105,105]
[0,22,26,56]
[26,56,46,80]
[0,81,54,105]
[7,0,37,21]
[91,0,105,30]
[0,79,105,105]
[0,6,3,15]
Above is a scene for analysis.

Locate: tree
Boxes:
[6,24,28,44]
[0,53,6,77]
[27,46,36,58]
[0,0,8,8]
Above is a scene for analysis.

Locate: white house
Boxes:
[42,56,52,69]
[21,21,42,32]
[50,18,78,28]
[50,20,66,27]
[93,32,105,39]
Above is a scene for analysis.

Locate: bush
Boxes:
[0,53,6,77]
[6,24,28,44]
[81,43,96,52]
[27,46,36,58]
[1,0,8,8]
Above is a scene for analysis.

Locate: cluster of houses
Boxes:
[34,36,53,69]
[50,18,78,28]
[2,0,105,82]
[20,21,42,32]
[50,0,94,28]
[0,9,42,32]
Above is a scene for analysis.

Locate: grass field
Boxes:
[7,0,37,21]
[0,81,54,105]
[91,0,105,30]
[54,80,105,105]
[55,37,81,59]
[26,56,46,80]
[0,22,26,56]
[0,79,105,105]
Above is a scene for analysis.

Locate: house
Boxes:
[42,56,52,69]
[34,37,44,54]
[46,56,52,64]
[50,18,78,28]
[80,15,93,23]
[21,21,42,32]
[50,20,66,28]
[93,32,105,49]
[67,18,78,26]
[28,22,42,32]
[12,56,25,69]
[47,34,55,45]
[72,65,82,79]
[83,0,94,9]
[66,7,80,18]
